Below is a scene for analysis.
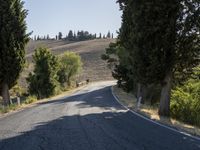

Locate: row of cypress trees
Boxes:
[103,0,200,116]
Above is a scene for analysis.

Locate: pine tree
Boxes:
[0,0,29,105]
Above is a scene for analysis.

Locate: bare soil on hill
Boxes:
[19,39,115,89]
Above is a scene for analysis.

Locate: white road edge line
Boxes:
[110,86,200,141]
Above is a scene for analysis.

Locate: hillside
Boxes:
[19,39,115,88]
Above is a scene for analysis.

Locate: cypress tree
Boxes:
[68,30,73,41]
[117,0,200,116]
[99,33,102,39]
[107,31,111,39]
[0,0,29,105]
[58,32,62,40]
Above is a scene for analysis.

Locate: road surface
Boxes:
[0,81,199,150]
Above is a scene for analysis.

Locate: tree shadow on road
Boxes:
[37,86,124,110]
[0,86,199,150]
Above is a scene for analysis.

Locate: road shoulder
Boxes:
[111,85,200,139]
[0,85,87,119]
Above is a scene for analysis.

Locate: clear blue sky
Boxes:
[24,0,122,38]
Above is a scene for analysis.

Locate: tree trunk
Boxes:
[137,83,147,104]
[141,85,147,104]
[159,72,172,117]
[137,83,142,102]
[1,83,10,106]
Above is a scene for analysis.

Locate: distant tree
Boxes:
[77,31,84,41]
[103,35,106,39]
[73,32,77,40]
[58,52,82,86]
[58,32,63,40]
[47,34,50,40]
[34,35,37,41]
[94,33,97,39]
[37,36,40,40]
[99,33,102,39]
[0,0,29,105]
[112,33,114,39]
[27,47,60,99]
[68,30,74,41]
[107,31,111,39]
[56,35,58,40]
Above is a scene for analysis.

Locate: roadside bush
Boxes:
[24,96,37,104]
[27,47,60,99]
[171,67,200,126]
[9,85,26,97]
[58,52,82,87]
[0,104,18,113]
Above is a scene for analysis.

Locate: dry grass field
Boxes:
[19,39,115,89]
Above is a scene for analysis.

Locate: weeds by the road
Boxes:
[24,96,37,104]
[113,85,200,137]
[0,104,18,113]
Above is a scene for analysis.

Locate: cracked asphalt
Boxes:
[0,81,200,150]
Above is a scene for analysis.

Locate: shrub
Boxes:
[171,67,200,126]
[58,52,82,87]
[0,104,18,113]
[24,96,37,104]
[27,47,60,99]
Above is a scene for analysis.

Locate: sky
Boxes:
[23,0,122,38]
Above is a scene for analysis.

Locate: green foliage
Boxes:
[67,30,97,41]
[58,32,63,40]
[24,96,37,104]
[58,52,82,87]
[27,47,60,99]
[113,0,200,116]
[9,85,26,97]
[0,0,29,91]
[171,67,200,126]
[0,104,18,113]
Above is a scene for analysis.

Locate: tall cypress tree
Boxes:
[68,30,74,41]
[0,0,29,105]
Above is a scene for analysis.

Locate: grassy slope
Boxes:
[19,39,115,88]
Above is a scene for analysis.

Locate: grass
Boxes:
[19,39,114,89]
[24,96,37,104]
[0,104,18,113]
[113,85,200,137]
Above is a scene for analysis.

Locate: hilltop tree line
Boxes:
[33,30,114,41]
[103,0,199,118]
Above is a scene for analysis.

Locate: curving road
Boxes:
[0,81,199,150]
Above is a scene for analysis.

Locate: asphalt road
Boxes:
[0,81,199,150]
